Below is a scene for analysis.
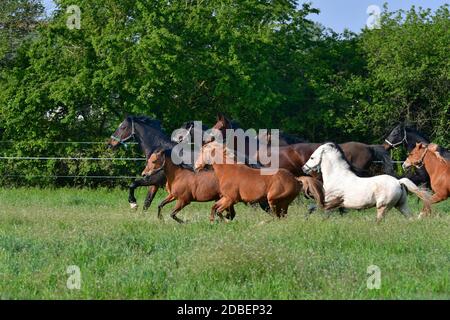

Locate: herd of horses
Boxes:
[107,115,449,223]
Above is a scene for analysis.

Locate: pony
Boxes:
[210,114,394,177]
[141,149,235,223]
[194,141,331,220]
[302,143,432,221]
[403,143,450,205]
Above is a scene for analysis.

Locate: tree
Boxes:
[341,4,449,145]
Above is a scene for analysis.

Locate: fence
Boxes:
[0,141,406,182]
[0,140,144,181]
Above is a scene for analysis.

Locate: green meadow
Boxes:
[0,187,448,299]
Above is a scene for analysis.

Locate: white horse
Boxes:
[302,143,431,221]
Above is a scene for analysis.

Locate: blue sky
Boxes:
[42,0,448,33]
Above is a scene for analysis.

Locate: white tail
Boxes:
[399,178,432,216]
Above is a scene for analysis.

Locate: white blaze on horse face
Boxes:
[402,158,412,170]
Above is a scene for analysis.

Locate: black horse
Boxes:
[383,123,431,186]
[108,116,176,210]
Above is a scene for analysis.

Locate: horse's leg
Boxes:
[157,194,176,220]
[280,202,289,218]
[228,205,236,220]
[214,197,234,221]
[266,201,278,218]
[376,205,388,223]
[143,185,159,211]
[209,204,217,223]
[128,178,150,209]
[419,193,447,218]
[395,188,412,218]
[170,200,188,224]
[395,191,413,219]
[258,200,272,214]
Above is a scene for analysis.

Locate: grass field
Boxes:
[0,187,449,299]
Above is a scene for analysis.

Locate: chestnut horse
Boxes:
[403,143,450,206]
[194,141,336,220]
[209,114,394,177]
[142,149,235,223]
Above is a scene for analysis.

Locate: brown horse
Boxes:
[209,114,394,177]
[403,143,450,206]
[194,141,336,220]
[142,149,235,223]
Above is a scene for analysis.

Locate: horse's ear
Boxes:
[416,142,425,149]
[217,113,224,121]
[428,144,438,152]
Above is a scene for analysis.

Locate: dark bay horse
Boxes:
[210,114,394,177]
[383,124,432,186]
[142,149,235,223]
[108,116,176,210]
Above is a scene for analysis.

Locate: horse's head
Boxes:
[302,143,337,174]
[303,145,324,174]
[402,142,430,170]
[204,113,232,144]
[384,123,406,149]
[172,121,195,144]
[195,141,232,172]
[108,116,134,149]
[172,121,209,144]
[142,150,166,177]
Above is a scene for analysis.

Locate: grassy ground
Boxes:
[0,187,449,300]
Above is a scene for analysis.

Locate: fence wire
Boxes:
[0,141,405,180]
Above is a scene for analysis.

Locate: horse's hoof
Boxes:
[130,203,138,210]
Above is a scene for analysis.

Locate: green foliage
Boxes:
[0,1,448,186]
[341,4,449,145]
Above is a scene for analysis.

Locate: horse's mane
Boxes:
[326,143,365,175]
[405,126,430,142]
[429,144,450,162]
[280,131,308,144]
[130,116,163,130]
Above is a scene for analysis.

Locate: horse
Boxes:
[174,120,274,213]
[384,123,432,186]
[302,143,432,222]
[257,130,307,146]
[403,143,450,206]
[108,116,176,210]
[209,114,395,177]
[141,149,235,223]
[194,141,332,220]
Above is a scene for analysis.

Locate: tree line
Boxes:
[0,0,448,186]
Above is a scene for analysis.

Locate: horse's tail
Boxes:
[296,176,324,207]
[399,178,432,215]
[296,176,345,211]
[369,145,396,176]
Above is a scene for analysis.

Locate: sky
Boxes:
[43,0,448,33]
